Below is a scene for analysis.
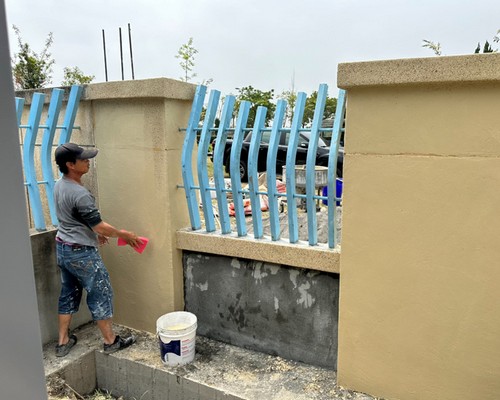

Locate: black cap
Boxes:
[55,143,98,167]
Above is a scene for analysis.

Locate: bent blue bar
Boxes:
[285,92,307,243]
[181,85,207,230]
[23,93,46,231]
[41,88,64,226]
[58,85,83,144]
[305,84,328,245]
[247,107,267,239]
[230,101,251,236]
[328,89,346,248]
[197,89,220,232]
[15,97,24,126]
[213,95,236,234]
[267,99,287,241]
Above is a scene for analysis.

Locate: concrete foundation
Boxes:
[183,252,339,369]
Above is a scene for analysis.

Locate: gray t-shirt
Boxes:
[54,176,103,247]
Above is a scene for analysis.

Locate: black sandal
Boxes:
[103,334,136,354]
[55,334,77,357]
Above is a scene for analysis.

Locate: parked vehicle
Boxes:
[213,130,344,182]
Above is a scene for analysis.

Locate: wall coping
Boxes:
[176,229,340,274]
[16,78,196,104]
[338,53,500,89]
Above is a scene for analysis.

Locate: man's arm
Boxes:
[92,221,142,248]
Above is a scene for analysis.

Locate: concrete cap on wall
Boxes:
[16,77,197,105]
[338,53,500,89]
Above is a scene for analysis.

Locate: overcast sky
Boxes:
[4,0,500,97]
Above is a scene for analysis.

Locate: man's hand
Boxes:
[93,222,143,249]
[119,230,143,249]
[98,235,109,246]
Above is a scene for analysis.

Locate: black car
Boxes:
[215,130,344,182]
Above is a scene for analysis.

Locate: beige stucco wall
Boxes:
[84,78,195,333]
[337,53,500,400]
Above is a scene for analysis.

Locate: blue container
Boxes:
[322,178,343,206]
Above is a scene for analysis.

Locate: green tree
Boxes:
[62,66,94,86]
[303,91,337,127]
[423,29,500,55]
[422,39,442,56]
[474,40,495,53]
[235,86,276,127]
[11,25,55,89]
[176,37,198,82]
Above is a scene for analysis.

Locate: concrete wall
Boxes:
[23,78,195,339]
[31,229,92,344]
[84,79,196,333]
[183,252,339,369]
[337,53,500,400]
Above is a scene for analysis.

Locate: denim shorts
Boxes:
[56,241,113,320]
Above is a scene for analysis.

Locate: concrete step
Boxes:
[44,323,378,400]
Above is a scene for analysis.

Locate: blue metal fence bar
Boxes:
[285,92,307,243]
[230,101,251,236]
[58,85,83,144]
[15,98,24,126]
[247,107,268,239]
[23,93,46,231]
[197,89,221,232]
[305,84,328,245]
[266,99,287,241]
[181,85,207,230]
[213,95,236,234]
[181,83,345,247]
[328,89,346,248]
[41,89,64,227]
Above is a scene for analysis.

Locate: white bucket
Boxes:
[156,311,197,366]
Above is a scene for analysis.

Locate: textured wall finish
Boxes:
[337,54,500,400]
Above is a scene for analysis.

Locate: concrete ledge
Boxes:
[84,78,196,101]
[338,53,500,88]
[16,77,196,104]
[176,229,341,274]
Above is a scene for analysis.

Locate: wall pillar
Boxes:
[337,54,500,400]
[84,79,195,333]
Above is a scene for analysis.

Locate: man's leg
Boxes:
[58,314,72,345]
[96,318,116,344]
[86,250,136,353]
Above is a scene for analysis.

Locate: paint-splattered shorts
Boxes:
[56,241,114,320]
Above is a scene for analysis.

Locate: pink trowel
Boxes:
[117,236,149,254]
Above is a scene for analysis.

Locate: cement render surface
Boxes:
[31,229,92,344]
[184,252,339,369]
[44,324,379,400]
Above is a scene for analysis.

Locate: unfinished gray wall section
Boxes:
[31,229,92,344]
[183,252,339,369]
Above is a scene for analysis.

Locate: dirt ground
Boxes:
[45,324,382,400]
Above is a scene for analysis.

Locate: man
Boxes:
[53,143,143,357]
